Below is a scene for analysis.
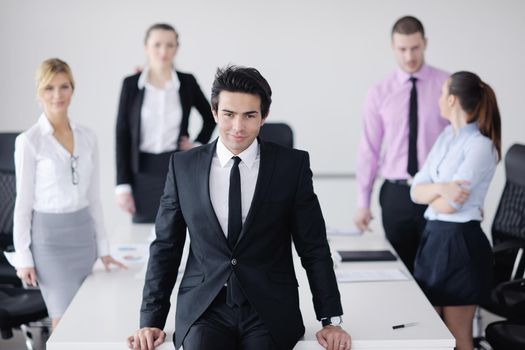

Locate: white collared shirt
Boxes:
[209,138,260,237]
[7,114,109,268]
[138,67,182,154]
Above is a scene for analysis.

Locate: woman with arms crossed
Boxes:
[7,58,125,330]
[115,23,215,223]
[411,71,501,350]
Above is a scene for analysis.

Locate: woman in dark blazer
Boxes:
[115,23,215,223]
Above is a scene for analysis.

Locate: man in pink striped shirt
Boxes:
[354,16,449,273]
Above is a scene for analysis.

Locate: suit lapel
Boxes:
[131,87,145,147]
[177,72,190,116]
[235,139,276,247]
[196,140,229,245]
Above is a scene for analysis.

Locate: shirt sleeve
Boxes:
[410,134,442,202]
[356,86,384,209]
[87,134,110,257]
[7,134,36,268]
[115,183,132,194]
[449,136,497,210]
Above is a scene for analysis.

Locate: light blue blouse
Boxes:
[410,122,498,223]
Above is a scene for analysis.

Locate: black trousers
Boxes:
[379,180,427,273]
[182,288,278,350]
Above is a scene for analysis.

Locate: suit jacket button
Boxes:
[231,259,237,265]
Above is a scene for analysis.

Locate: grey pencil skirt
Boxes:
[31,207,97,318]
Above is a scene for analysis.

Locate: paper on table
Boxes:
[326,226,362,236]
[111,243,149,265]
[335,268,409,282]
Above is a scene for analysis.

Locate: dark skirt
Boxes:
[414,220,493,306]
[132,151,173,223]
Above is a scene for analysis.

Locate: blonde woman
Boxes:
[7,58,125,329]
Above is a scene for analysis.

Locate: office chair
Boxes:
[0,133,50,349]
[476,144,525,349]
[0,133,19,286]
[0,286,49,340]
[259,123,294,148]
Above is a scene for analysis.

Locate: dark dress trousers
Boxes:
[140,139,343,350]
[115,71,215,221]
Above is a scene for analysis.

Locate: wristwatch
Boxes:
[321,316,343,327]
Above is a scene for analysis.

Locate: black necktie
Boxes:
[226,156,245,307]
[227,156,242,249]
[407,77,418,177]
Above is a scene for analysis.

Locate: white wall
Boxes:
[1,0,524,233]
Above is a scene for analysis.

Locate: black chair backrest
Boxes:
[491,144,525,283]
[492,144,525,243]
[0,133,18,252]
[259,123,294,148]
[0,133,18,172]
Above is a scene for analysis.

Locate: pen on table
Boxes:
[392,322,418,330]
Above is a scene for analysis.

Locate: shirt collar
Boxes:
[137,66,180,90]
[459,121,478,135]
[396,63,430,84]
[216,137,259,169]
[38,113,78,135]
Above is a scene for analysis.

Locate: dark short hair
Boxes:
[144,23,179,44]
[211,65,272,118]
[391,16,425,37]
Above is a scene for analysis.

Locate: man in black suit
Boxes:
[128,66,351,350]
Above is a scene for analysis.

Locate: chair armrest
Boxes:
[493,240,525,254]
[495,278,525,320]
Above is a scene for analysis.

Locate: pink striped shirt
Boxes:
[356,64,449,209]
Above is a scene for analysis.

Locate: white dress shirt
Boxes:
[209,138,260,237]
[7,114,109,268]
[138,67,182,154]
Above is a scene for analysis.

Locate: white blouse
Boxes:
[7,114,109,268]
[138,67,182,154]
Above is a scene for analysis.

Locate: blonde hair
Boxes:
[36,58,75,97]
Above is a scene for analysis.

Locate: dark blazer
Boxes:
[115,71,215,185]
[140,139,343,350]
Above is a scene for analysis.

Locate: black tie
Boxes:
[226,156,245,307]
[407,77,418,177]
[227,156,242,248]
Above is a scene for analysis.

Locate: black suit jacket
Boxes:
[140,139,342,350]
[115,71,215,185]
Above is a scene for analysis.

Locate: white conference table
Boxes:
[47,224,454,350]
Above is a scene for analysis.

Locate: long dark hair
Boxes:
[448,71,502,160]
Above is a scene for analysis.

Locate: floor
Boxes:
[0,325,49,350]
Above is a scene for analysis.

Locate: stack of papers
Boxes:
[326,226,362,236]
[335,268,409,282]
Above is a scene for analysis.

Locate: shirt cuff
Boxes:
[356,189,371,209]
[96,238,110,257]
[4,249,34,268]
[115,184,132,195]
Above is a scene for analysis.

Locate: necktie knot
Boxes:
[409,77,417,85]
[232,156,241,167]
